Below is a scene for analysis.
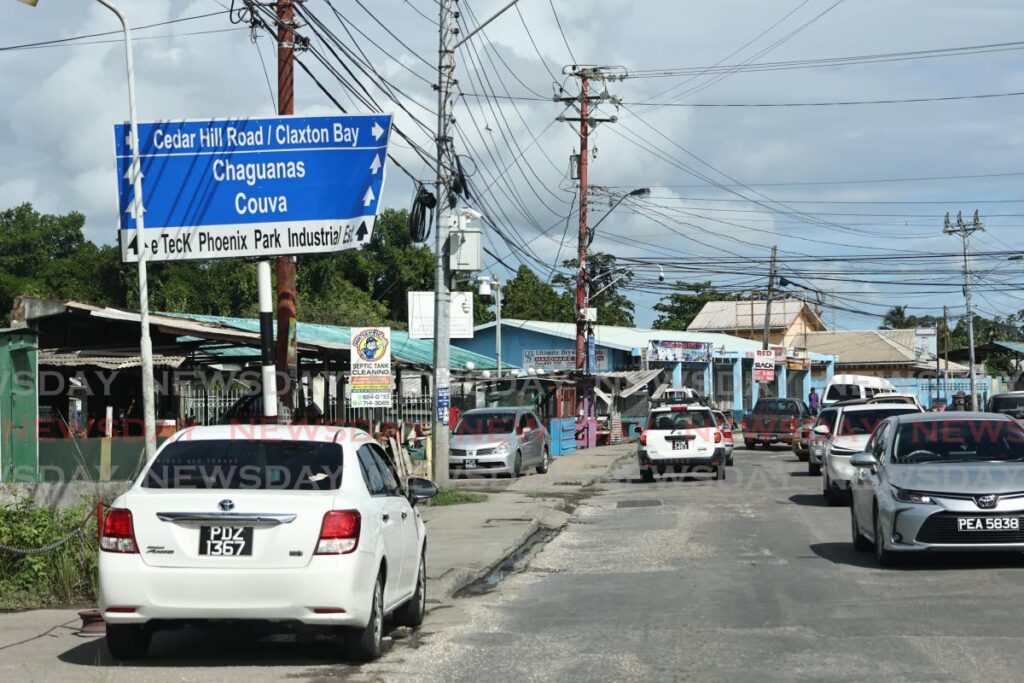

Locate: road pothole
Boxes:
[454,527,559,598]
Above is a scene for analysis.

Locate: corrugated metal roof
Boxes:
[687,300,823,332]
[801,329,968,373]
[997,341,1024,354]
[476,319,763,354]
[164,312,502,369]
[40,350,186,370]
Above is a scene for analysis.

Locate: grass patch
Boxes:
[430,488,488,506]
[0,492,100,610]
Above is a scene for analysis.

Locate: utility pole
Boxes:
[431,0,456,485]
[762,245,778,350]
[945,211,983,410]
[942,304,949,403]
[275,0,298,410]
[576,73,590,371]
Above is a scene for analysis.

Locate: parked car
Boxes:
[450,408,550,478]
[850,412,1024,566]
[741,398,813,450]
[712,410,735,467]
[638,404,726,482]
[98,425,438,661]
[807,407,839,476]
[987,391,1024,420]
[821,403,923,505]
[821,374,896,407]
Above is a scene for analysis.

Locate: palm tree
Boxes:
[880,305,910,330]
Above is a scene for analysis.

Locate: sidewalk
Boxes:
[425,442,635,598]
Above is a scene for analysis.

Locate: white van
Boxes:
[821,374,896,407]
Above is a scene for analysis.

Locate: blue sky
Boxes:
[2,0,1023,330]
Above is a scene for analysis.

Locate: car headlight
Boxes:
[890,485,935,505]
[495,442,510,455]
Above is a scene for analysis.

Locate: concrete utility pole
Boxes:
[275,0,298,410]
[431,0,456,485]
[942,304,949,402]
[762,245,778,351]
[945,211,984,410]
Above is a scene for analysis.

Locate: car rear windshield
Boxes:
[837,408,919,436]
[815,410,838,432]
[142,439,344,490]
[453,414,515,435]
[990,396,1024,419]
[647,410,713,430]
[754,400,800,414]
[892,420,1024,464]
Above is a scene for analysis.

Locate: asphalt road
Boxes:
[17,446,1024,681]
[349,445,1024,683]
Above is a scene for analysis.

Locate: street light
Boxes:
[588,187,651,245]
[478,275,502,378]
[20,0,157,460]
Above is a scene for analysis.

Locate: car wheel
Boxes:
[874,510,898,567]
[797,451,809,462]
[105,624,152,660]
[715,465,726,481]
[393,552,426,628]
[513,451,523,477]
[656,465,666,476]
[640,467,655,483]
[726,452,734,466]
[344,572,384,661]
[744,440,756,449]
[823,473,842,506]
[851,507,872,551]
[808,462,821,476]
[536,447,550,474]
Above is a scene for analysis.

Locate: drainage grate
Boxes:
[616,499,664,509]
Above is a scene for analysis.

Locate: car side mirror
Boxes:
[813,424,830,436]
[407,477,438,505]
[521,427,532,436]
[850,452,877,469]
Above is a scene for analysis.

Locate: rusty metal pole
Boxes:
[275,0,298,410]
[575,74,589,371]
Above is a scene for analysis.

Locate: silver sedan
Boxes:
[449,408,551,478]
[850,412,1024,566]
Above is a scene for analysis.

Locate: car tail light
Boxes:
[670,405,688,412]
[723,429,732,439]
[714,430,722,443]
[640,431,648,446]
[316,510,361,555]
[100,508,138,554]
[741,418,748,431]
[788,419,796,431]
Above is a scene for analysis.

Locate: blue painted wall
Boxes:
[454,326,632,371]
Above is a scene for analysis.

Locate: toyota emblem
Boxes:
[218,499,235,512]
[974,494,998,510]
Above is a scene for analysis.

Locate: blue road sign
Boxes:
[114,114,393,262]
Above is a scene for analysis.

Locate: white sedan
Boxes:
[99,425,437,661]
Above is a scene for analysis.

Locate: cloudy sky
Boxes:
[2,0,1023,329]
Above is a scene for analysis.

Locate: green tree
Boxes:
[501,266,574,322]
[652,281,742,331]
[552,252,635,326]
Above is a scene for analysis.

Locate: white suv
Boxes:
[98,425,437,661]
[638,405,726,482]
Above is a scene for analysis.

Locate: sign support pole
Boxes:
[258,261,278,421]
[98,0,156,460]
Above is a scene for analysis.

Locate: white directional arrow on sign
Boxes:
[363,187,375,207]
[370,154,382,175]
[123,159,143,183]
[371,122,385,140]
[125,198,146,221]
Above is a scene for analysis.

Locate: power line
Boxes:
[547,0,578,64]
